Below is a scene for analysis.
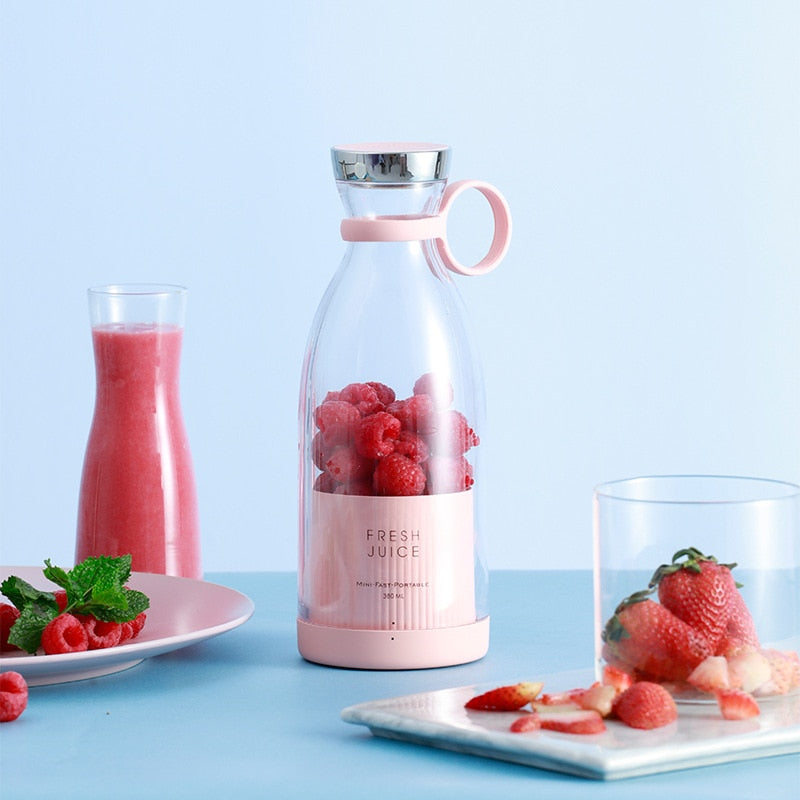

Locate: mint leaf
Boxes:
[4,555,150,652]
[0,575,58,615]
[7,603,59,654]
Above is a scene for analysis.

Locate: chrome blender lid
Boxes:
[331,142,451,182]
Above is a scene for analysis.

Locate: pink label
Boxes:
[305,491,476,630]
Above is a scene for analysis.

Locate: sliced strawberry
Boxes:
[465,681,543,711]
[714,688,760,720]
[577,683,617,717]
[509,712,541,733]
[539,709,606,735]
[601,664,633,693]
[612,682,678,730]
[537,688,584,707]
[755,649,800,696]
[687,655,730,693]
[727,649,772,693]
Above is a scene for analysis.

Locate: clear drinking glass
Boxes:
[593,475,800,698]
[76,284,201,578]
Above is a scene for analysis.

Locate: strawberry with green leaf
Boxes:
[602,593,712,682]
[650,547,742,654]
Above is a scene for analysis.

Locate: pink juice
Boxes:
[76,323,201,578]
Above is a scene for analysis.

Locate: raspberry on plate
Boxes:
[41,613,89,655]
[0,603,21,652]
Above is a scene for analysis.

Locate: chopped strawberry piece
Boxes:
[727,649,772,693]
[756,648,800,696]
[537,688,584,707]
[465,681,543,711]
[0,671,28,722]
[688,655,730,693]
[578,683,617,717]
[612,682,678,730]
[539,709,606,735]
[509,713,541,733]
[601,664,633,693]
[715,688,760,720]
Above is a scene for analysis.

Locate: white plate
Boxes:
[341,669,800,780]
[1,566,255,685]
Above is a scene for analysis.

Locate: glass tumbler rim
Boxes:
[593,473,800,506]
[88,283,188,297]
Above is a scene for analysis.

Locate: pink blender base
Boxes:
[296,616,489,670]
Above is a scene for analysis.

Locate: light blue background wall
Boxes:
[1,1,798,572]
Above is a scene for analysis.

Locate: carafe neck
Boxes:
[336,180,446,219]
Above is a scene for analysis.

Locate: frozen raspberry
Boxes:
[312,431,330,471]
[83,617,123,650]
[314,472,337,493]
[427,410,479,456]
[373,453,427,496]
[314,400,360,447]
[339,383,384,415]
[366,381,396,406]
[0,671,28,722]
[413,372,454,408]
[393,431,430,463]
[355,411,401,459]
[426,455,474,494]
[41,613,89,654]
[386,394,438,434]
[0,604,21,653]
[325,445,374,484]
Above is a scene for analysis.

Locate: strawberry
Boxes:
[612,681,678,730]
[578,683,618,717]
[687,655,730,693]
[602,594,712,681]
[465,681,543,711]
[756,648,800,696]
[537,688,584,707]
[539,709,606,735]
[509,712,541,733]
[726,649,772,693]
[601,664,633,693]
[719,588,760,654]
[714,688,760,720]
[651,548,739,653]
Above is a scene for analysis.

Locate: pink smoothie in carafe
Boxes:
[76,323,201,578]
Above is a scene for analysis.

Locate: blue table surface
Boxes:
[1,570,797,798]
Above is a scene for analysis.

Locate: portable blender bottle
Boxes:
[298,143,511,668]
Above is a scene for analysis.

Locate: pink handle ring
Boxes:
[435,180,512,276]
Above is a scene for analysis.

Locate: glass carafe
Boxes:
[76,284,202,578]
[298,143,511,668]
